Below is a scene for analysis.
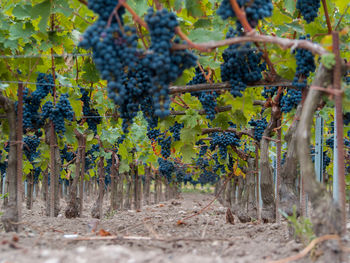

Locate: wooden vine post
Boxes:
[16,82,24,230]
[49,12,58,217]
[79,136,86,217]
[275,121,282,223]
[332,31,346,233]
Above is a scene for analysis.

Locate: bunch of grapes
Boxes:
[323,151,331,172]
[144,8,197,117]
[147,127,161,141]
[22,73,55,132]
[33,167,41,184]
[175,164,186,183]
[42,93,73,135]
[87,0,125,22]
[158,157,175,182]
[262,86,278,99]
[209,132,240,160]
[292,35,316,88]
[141,97,159,129]
[199,92,218,120]
[188,68,218,120]
[197,170,219,186]
[84,144,100,172]
[80,87,101,134]
[326,136,334,149]
[343,113,350,125]
[60,144,75,164]
[296,0,321,23]
[80,6,197,132]
[249,117,268,141]
[212,153,226,174]
[280,89,302,113]
[345,67,350,85]
[195,156,209,170]
[157,134,172,159]
[221,28,266,97]
[218,0,273,29]
[196,140,208,157]
[188,67,207,87]
[281,152,287,165]
[80,20,146,132]
[23,135,41,162]
[0,150,7,176]
[169,122,184,141]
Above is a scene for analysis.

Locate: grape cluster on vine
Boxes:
[0,150,8,176]
[212,153,226,174]
[292,35,316,88]
[22,73,54,132]
[249,117,268,141]
[218,0,273,29]
[169,122,184,141]
[296,0,321,23]
[158,157,175,183]
[261,87,278,99]
[80,87,101,134]
[42,93,74,134]
[209,131,240,160]
[23,135,41,163]
[87,0,125,22]
[280,89,302,113]
[196,139,208,157]
[221,28,266,97]
[188,68,218,120]
[80,5,197,132]
[147,127,161,141]
[60,144,75,165]
[157,134,172,159]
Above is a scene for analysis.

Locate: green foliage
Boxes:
[321,54,336,70]
[281,206,315,245]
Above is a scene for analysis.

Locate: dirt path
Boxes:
[1,193,348,263]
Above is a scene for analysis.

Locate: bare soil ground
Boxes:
[1,192,349,263]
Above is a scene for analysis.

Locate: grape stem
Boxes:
[262,136,280,143]
[77,0,87,5]
[321,0,333,34]
[174,27,211,52]
[201,127,255,140]
[169,78,295,95]
[171,34,328,55]
[171,106,232,116]
[122,1,148,29]
[229,0,254,33]
[335,5,350,31]
[175,95,189,109]
[197,62,212,84]
[170,97,187,109]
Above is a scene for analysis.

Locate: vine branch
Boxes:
[321,0,333,34]
[172,34,328,55]
[229,0,254,33]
